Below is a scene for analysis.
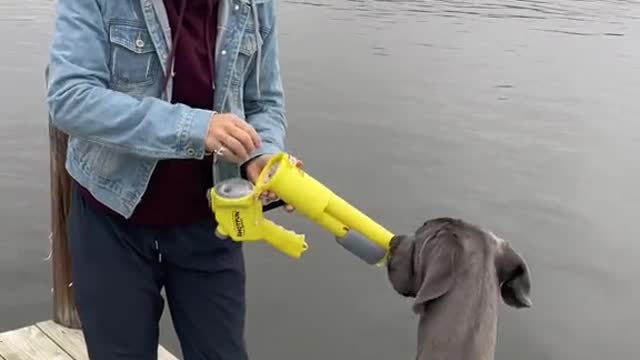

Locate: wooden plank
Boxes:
[0,325,73,360]
[158,346,180,360]
[36,320,180,360]
[35,321,84,360]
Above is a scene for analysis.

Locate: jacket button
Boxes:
[187,148,195,156]
[136,39,145,48]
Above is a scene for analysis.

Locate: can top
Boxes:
[214,178,255,199]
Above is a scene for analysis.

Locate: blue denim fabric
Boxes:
[46,0,287,218]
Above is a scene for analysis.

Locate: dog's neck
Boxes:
[415,254,499,360]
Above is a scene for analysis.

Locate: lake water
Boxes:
[1,0,640,359]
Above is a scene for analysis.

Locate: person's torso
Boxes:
[57,0,275,218]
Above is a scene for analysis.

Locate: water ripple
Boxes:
[287,0,638,36]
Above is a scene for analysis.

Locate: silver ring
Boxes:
[214,146,225,156]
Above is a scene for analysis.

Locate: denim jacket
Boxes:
[46,0,287,219]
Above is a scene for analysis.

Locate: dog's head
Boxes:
[386,217,532,312]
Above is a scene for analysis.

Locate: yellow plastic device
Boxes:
[208,152,394,265]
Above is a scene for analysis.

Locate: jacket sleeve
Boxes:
[46,0,212,160]
[241,2,287,164]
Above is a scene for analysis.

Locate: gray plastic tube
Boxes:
[335,230,387,265]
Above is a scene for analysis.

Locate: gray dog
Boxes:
[386,217,532,360]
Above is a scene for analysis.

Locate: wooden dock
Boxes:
[0,320,179,360]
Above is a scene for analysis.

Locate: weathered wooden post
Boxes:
[46,66,82,329]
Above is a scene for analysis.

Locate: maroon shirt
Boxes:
[78,0,219,226]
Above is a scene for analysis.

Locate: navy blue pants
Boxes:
[67,186,248,360]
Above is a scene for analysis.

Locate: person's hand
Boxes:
[205,113,262,163]
[245,153,304,213]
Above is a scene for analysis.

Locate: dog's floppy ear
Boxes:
[386,234,417,297]
[496,244,532,308]
[412,231,460,313]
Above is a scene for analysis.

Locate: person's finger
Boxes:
[259,192,277,204]
[227,125,256,156]
[220,133,249,161]
[289,155,304,169]
[232,117,262,148]
[210,138,241,163]
[285,204,295,212]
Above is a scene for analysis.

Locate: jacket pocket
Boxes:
[232,31,260,89]
[108,20,160,87]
